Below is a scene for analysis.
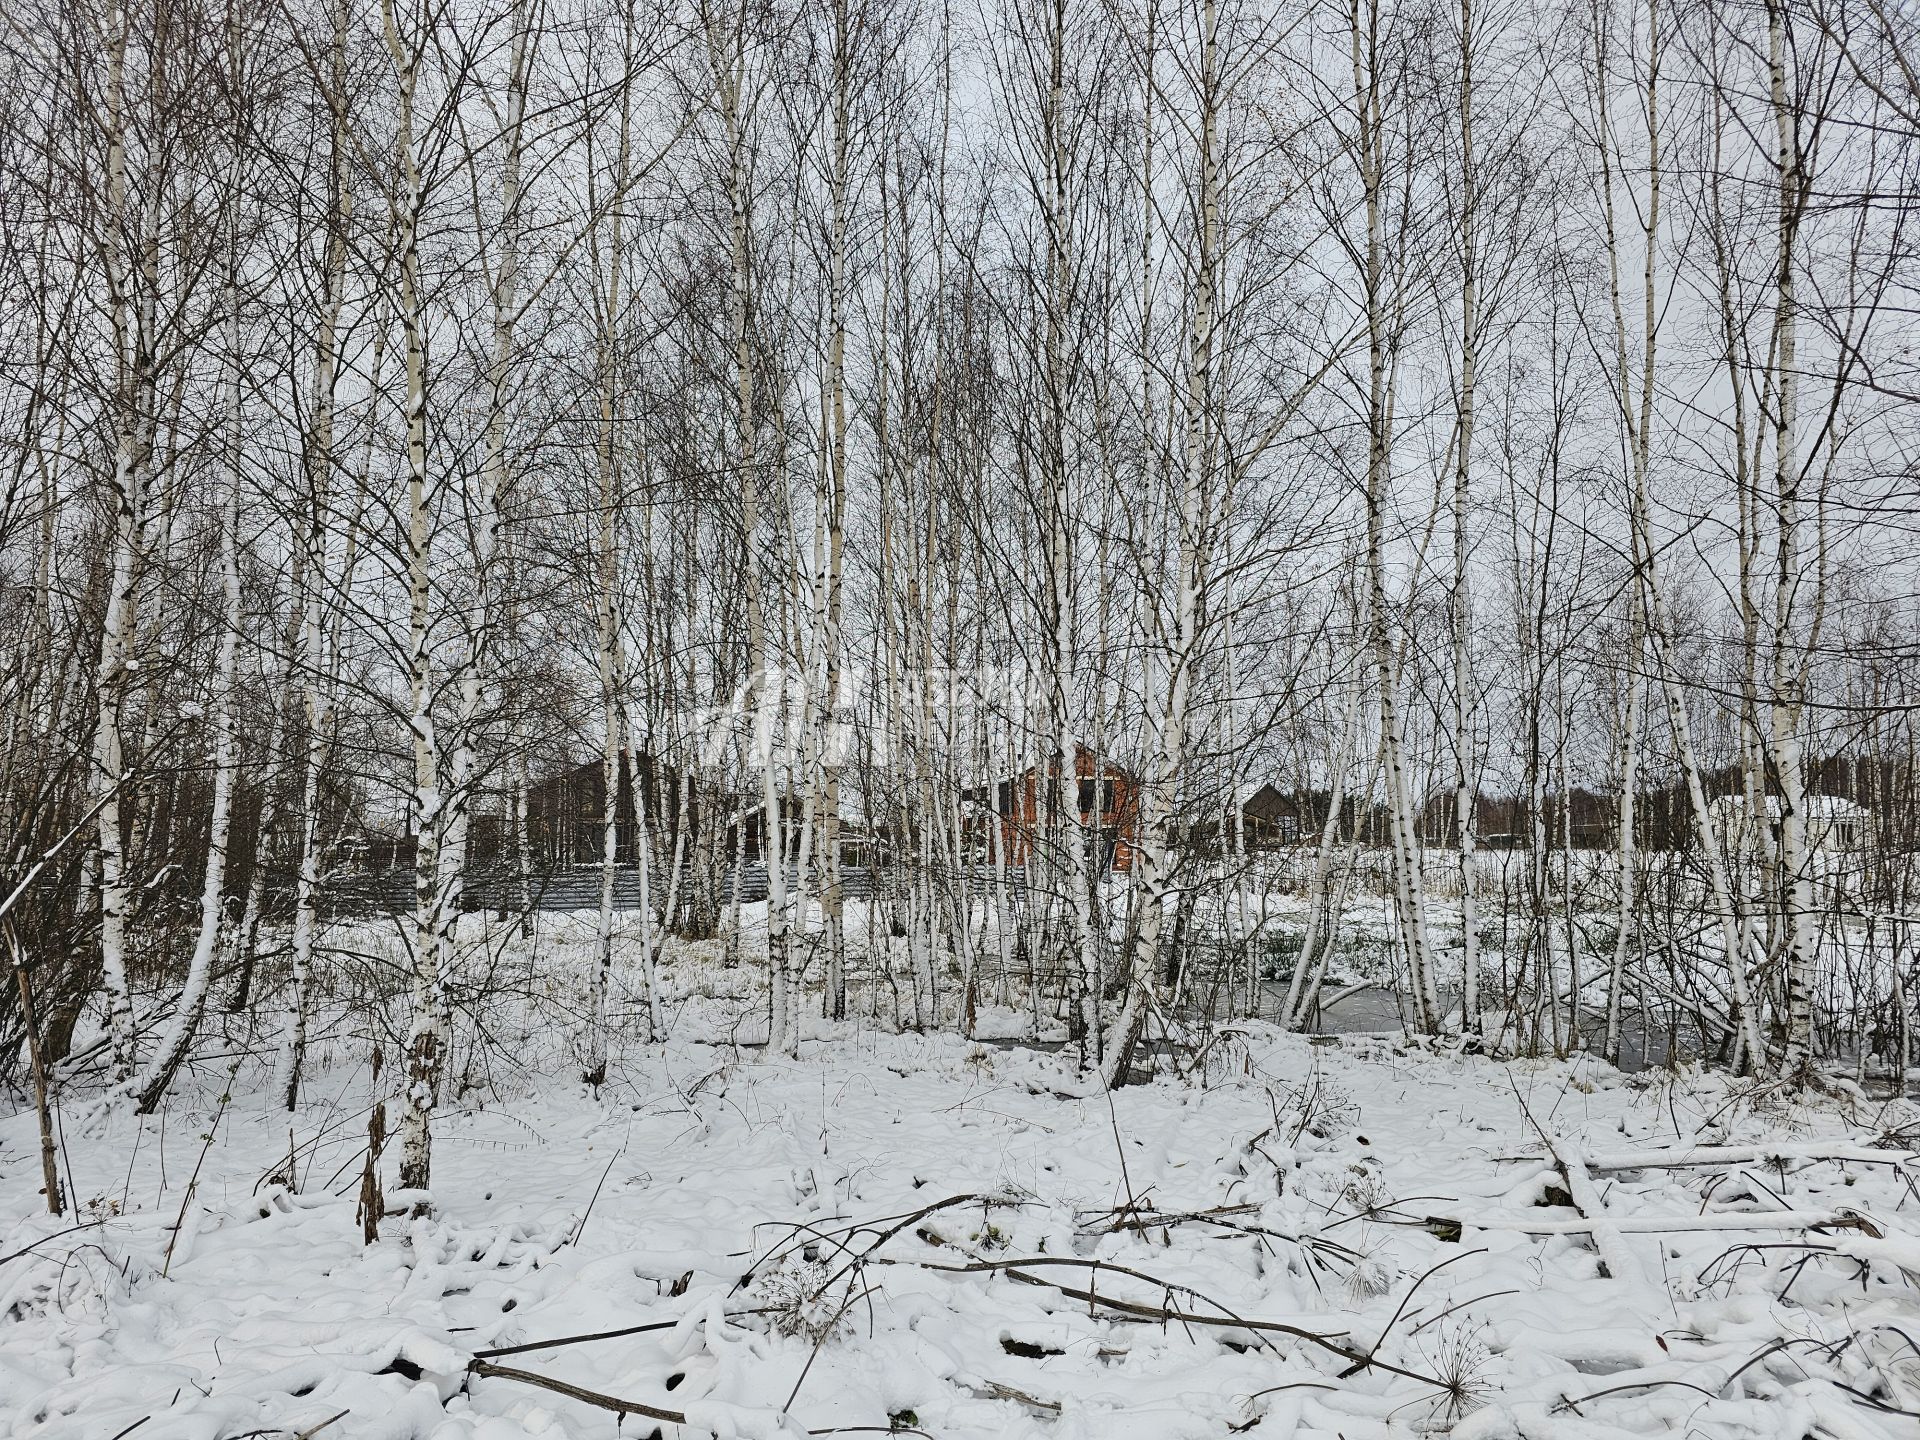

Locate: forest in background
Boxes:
[4,0,1920,1195]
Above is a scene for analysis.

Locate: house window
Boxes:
[1076,777,1118,816]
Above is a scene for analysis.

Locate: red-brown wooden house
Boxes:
[967,746,1143,874]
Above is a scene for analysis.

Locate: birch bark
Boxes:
[276,0,355,1110]
[1450,0,1481,1038]
[386,0,444,1196]
[91,0,150,1085]
[130,31,250,1109]
[1102,0,1220,1087]
[1352,0,1441,1035]
[587,5,637,1083]
[1592,0,1766,1069]
[1763,0,1817,1082]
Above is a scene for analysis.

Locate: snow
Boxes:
[4,933,1920,1439]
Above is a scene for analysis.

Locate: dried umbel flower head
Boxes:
[753,1255,847,1345]
[1344,1250,1394,1302]
[1340,1159,1389,1212]
[1422,1320,1496,1422]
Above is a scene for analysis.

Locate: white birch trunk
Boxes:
[1604,604,1643,1066]
[1450,0,1482,1038]
[586,9,637,1079]
[1353,4,1441,1035]
[1283,649,1365,1030]
[705,6,790,1053]
[275,0,355,1111]
[385,0,443,1197]
[1102,0,1221,1087]
[1764,0,1817,1082]
[1593,0,1766,1070]
[92,3,145,1085]
[131,253,246,1115]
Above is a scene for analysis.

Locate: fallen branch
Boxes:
[1546,1138,1642,1285]
[754,1192,985,1295]
[1583,1143,1917,1173]
[1416,1208,1883,1237]
[0,1219,104,1268]
[468,1359,688,1427]
[884,1254,1445,1390]
[1080,1202,1260,1234]
[475,1317,679,1359]
[957,1378,1060,1416]
[473,1357,911,1436]
[1080,1205,1363,1263]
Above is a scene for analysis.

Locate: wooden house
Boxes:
[729,783,886,868]
[525,752,701,868]
[967,746,1143,874]
[1239,784,1305,849]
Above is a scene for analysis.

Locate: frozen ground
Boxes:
[3,939,1920,1439]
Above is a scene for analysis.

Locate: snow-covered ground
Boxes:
[7,952,1920,1440]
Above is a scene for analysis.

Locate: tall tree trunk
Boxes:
[92,2,149,1086]
[1450,0,1481,1039]
[386,0,443,1197]
[276,0,355,1110]
[1593,0,1766,1071]
[1283,634,1365,1031]
[1764,0,1816,1083]
[1604,593,1643,1066]
[131,81,250,1109]
[1353,0,1440,1035]
[1103,0,1220,1087]
[587,5,639,1081]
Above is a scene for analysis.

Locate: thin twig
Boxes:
[163,1062,240,1278]
[563,1151,621,1249]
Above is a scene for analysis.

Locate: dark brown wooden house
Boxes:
[1239,784,1305,849]
[728,786,886,867]
[525,752,701,867]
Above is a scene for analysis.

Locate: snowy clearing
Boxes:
[6,1016,1919,1440]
